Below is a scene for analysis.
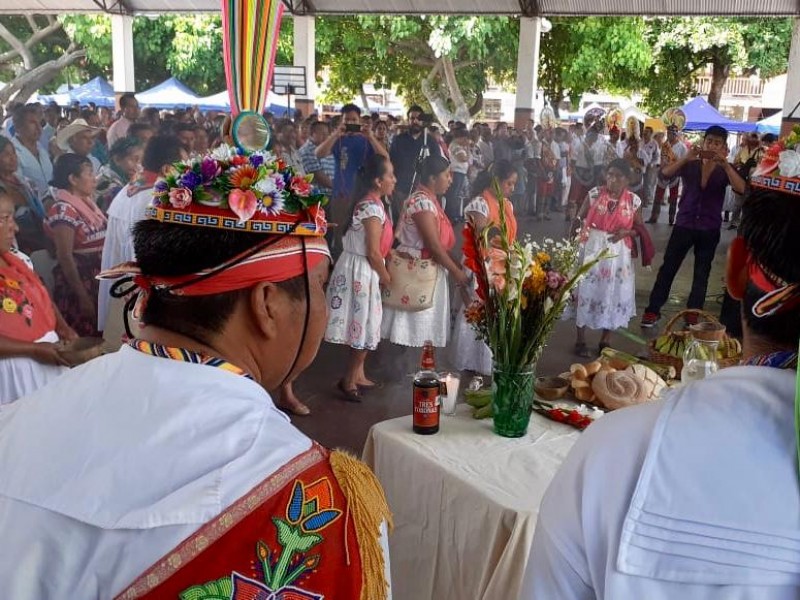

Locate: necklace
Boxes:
[129,338,253,380]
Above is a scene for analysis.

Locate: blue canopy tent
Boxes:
[756,111,782,135]
[69,76,115,108]
[38,76,115,107]
[195,90,293,116]
[136,77,201,109]
[681,96,757,133]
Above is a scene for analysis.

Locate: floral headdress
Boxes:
[750,125,800,197]
[148,144,328,236]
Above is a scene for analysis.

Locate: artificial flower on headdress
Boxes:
[751,125,800,187]
[150,144,328,235]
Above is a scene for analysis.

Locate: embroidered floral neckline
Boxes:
[128,338,253,380]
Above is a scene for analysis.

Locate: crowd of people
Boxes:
[0,96,777,409]
[0,87,798,599]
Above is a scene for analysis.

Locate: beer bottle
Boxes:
[413,341,440,435]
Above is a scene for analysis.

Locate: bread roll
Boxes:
[625,364,667,400]
[591,371,648,410]
[570,363,588,380]
[585,360,602,376]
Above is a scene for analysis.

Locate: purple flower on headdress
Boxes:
[200,157,221,182]
[249,154,264,168]
[179,171,202,190]
[154,180,169,193]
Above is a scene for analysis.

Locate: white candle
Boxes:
[441,373,460,415]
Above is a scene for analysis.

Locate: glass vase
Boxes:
[491,363,536,438]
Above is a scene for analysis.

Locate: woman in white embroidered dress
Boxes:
[451,160,519,375]
[567,158,642,357]
[381,155,470,348]
[325,155,395,401]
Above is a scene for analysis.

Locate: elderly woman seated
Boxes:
[0,191,77,405]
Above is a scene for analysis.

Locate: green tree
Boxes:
[0,15,85,104]
[314,15,519,124]
[641,17,793,114]
[539,17,652,116]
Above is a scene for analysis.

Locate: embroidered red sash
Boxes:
[116,444,365,600]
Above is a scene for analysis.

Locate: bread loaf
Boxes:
[591,371,648,410]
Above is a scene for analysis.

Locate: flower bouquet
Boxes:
[463,182,609,437]
[152,144,327,227]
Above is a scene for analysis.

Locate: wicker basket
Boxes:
[648,309,740,378]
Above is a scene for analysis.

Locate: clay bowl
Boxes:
[535,376,570,401]
[689,321,726,342]
[57,336,105,366]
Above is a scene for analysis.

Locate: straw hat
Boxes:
[56,119,99,152]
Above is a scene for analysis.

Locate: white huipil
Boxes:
[525,366,800,599]
[0,345,391,598]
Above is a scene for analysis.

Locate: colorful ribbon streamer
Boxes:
[222,0,285,117]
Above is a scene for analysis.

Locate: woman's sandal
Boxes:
[574,342,592,359]
[337,380,362,403]
[357,381,384,393]
[276,398,311,417]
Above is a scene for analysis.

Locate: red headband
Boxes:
[134,236,330,296]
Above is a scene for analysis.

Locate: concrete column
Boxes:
[111,14,135,105]
[781,18,800,136]
[293,15,316,117]
[514,17,542,130]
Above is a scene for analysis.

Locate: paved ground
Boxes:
[287,207,736,453]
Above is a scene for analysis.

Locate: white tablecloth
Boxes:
[362,405,581,600]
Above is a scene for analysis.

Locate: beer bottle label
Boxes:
[413,385,440,428]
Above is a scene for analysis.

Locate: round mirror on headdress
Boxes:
[662,107,686,132]
[540,105,556,130]
[606,108,623,132]
[583,107,605,130]
[232,110,271,152]
[222,0,283,152]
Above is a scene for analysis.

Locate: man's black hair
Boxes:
[704,125,728,140]
[133,220,307,345]
[128,122,154,141]
[119,93,137,109]
[407,105,424,116]
[762,133,777,144]
[142,135,184,173]
[341,103,361,116]
[740,188,800,346]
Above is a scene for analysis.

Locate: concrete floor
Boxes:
[287,207,735,453]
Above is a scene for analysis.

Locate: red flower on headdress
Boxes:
[290,176,312,197]
[230,154,248,167]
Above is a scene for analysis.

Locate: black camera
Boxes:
[419,113,434,126]
[345,123,362,133]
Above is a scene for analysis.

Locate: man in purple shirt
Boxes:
[641,126,746,327]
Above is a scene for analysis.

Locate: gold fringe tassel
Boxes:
[330,449,393,600]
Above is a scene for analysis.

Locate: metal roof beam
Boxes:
[518,0,540,17]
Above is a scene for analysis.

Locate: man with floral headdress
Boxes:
[0,144,391,599]
[525,137,800,599]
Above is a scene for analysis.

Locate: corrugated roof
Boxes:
[0,0,797,15]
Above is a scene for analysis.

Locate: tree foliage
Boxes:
[640,17,793,114]
[314,15,518,123]
[539,17,652,115]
